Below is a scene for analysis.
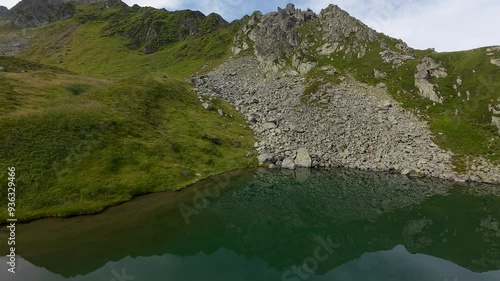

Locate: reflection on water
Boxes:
[1,168,499,281]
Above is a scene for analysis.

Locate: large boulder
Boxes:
[414,57,447,103]
[262,122,277,131]
[295,148,312,168]
[492,116,500,135]
[258,153,274,164]
[282,157,296,170]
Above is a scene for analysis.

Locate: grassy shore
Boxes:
[0,15,256,221]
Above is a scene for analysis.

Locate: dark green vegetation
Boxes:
[1,169,499,279]
[0,2,255,221]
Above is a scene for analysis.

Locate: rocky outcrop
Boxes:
[7,0,76,28]
[414,57,448,103]
[486,46,500,67]
[191,55,500,183]
[295,147,312,168]
[4,0,126,29]
[0,6,8,15]
[232,4,414,74]
[232,4,316,73]
[104,8,228,53]
[75,0,126,7]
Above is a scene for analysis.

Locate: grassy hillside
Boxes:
[0,7,255,221]
[385,48,500,165]
[296,24,499,165]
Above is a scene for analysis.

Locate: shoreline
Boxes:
[2,165,499,225]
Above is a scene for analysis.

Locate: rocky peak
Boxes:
[319,4,377,44]
[277,3,315,22]
[103,8,228,54]
[414,56,448,103]
[232,3,414,74]
[0,6,8,15]
[5,0,126,28]
[232,3,317,72]
[74,0,126,8]
[7,0,75,28]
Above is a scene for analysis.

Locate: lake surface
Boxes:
[1,168,500,281]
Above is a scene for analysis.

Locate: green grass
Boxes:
[295,25,499,164]
[0,77,256,221]
[385,48,500,162]
[0,11,255,221]
[19,18,239,79]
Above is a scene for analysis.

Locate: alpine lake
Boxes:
[1,168,499,281]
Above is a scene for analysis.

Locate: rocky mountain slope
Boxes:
[193,3,499,183]
[3,0,125,28]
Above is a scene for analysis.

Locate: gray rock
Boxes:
[202,103,214,110]
[6,0,75,28]
[491,58,500,67]
[282,157,296,170]
[288,122,304,133]
[262,122,277,131]
[258,153,274,163]
[247,113,259,123]
[0,67,4,72]
[414,57,447,103]
[492,116,500,134]
[218,109,224,116]
[382,100,392,108]
[401,168,413,175]
[374,69,387,79]
[295,147,312,168]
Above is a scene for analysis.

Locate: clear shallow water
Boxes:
[1,168,499,281]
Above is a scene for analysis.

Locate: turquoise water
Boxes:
[1,168,499,281]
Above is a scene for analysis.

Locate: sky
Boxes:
[1,0,499,52]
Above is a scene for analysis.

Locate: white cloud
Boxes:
[370,0,500,51]
[122,0,183,9]
[299,0,500,51]
[2,0,499,51]
[0,0,20,8]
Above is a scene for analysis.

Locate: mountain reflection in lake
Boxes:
[1,168,499,281]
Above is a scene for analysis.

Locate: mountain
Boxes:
[4,0,126,28]
[194,3,499,183]
[0,0,498,221]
